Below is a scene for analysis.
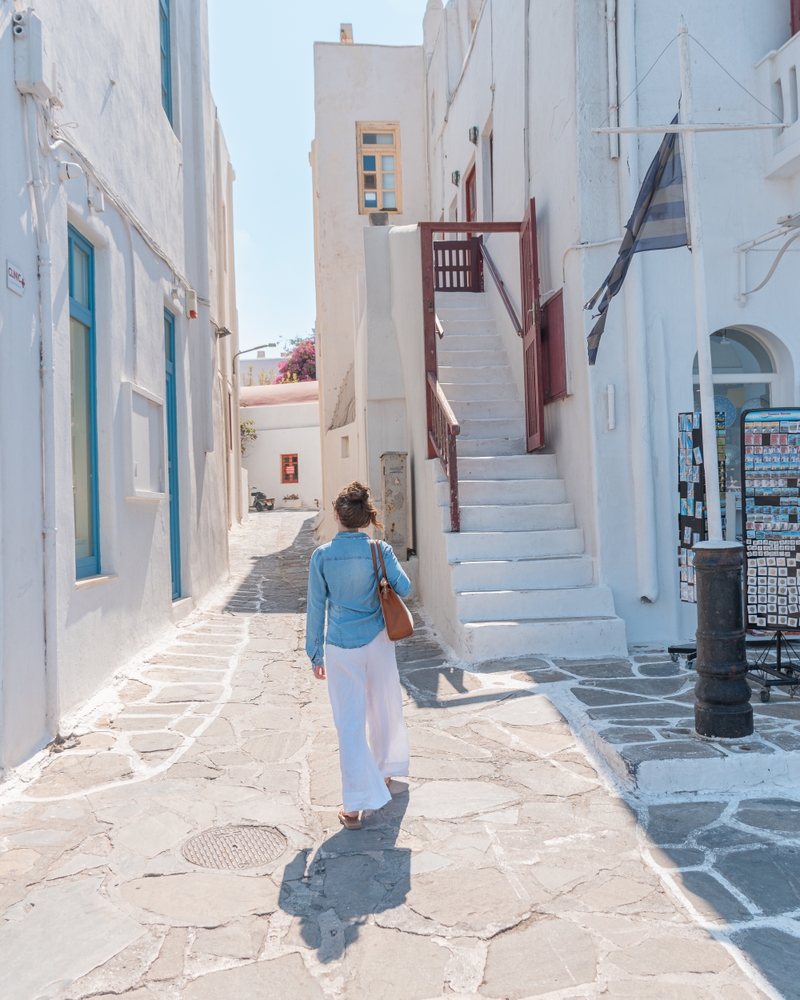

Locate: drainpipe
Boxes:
[523,0,531,203]
[616,0,659,603]
[24,93,59,736]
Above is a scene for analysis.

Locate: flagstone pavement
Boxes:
[0,512,796,999]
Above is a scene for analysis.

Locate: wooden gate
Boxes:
[519,199,545,451]
[433,237,483,291]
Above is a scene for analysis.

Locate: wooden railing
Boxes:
[427,373,461,531]
[420,222,521,532]
[479,242,523,336]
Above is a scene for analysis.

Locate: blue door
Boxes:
[164,311,181,599]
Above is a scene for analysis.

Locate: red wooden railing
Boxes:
[427,373,461,531]
[420,221,521,532]
[479,241,523,336]
[433,237,483,291]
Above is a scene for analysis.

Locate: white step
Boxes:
[442,333,504,351]
[437,477,567,506]
[435,291,489,311]
[458,418,525,440]
[457,616,628,661]
[439,349,508,367]
[458,437,526,456]
[439,365,513,384]
[451,455,559,480]
[451,399,524,420]
[443,381,520,401]
[445,503,576,532]
[451,556,593,591]
[456,585,616,622]
[445,528,584,562]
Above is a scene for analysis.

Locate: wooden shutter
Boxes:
[519,199,545,451]
[793,0,800,36]
[542,290,567,403]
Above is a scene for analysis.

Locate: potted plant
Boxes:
[283,493,301,509]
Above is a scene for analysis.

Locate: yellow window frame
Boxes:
[356,122,402,215]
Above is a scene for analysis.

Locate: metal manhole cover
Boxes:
[182,825,287,870]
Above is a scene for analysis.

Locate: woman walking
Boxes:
[306,482,412,830]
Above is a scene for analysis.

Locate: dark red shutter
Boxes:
[793,0,800,36]
[542,290,567,403]
[519,199,545,451]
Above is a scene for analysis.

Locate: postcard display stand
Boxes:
[678,412,726,604]
[742,408,800,701]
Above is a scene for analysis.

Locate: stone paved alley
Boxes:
[0,513,798,999]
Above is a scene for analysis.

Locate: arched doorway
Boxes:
[692,328,778,538]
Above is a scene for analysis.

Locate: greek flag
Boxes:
[585,114,688,365]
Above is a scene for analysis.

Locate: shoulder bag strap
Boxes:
[370,540,382,585]
[377,542,390,582]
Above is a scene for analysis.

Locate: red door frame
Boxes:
[519,198,545,451]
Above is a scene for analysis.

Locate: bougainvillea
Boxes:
[275,337,316,383]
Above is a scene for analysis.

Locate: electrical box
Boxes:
[381,452,409,561]
[13,10,56,103]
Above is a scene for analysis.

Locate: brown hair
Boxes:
[333,481,383,530]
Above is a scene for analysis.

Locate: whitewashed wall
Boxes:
[312,40,429,537]
[241,400,323,509]
[0,0,239,771]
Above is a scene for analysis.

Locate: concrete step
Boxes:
[435,291,488,310]
[437,477,567,506]
[442,503,576,532]
[458,417,525,440]
[456,585,615,622]
[451,399,524,420]
[458,437,526,457]
[445,527,584,562]
[441,333,504,351]
[439,349,508,367]
[451,555,593,592]
[455,616,628,661]
[442,381,520,401]
[451,455,559,480]
[439,365,513,384]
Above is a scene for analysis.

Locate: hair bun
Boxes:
[346,483,369,503]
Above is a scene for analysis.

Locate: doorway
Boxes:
[164,310,181,599]
[692,327,777,539]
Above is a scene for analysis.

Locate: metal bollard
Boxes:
[693,541,753,738]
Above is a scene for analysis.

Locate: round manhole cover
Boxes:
[182,825,287,870]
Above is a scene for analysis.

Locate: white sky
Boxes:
[207,0,429,357]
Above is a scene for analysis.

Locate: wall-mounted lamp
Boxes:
[451,170,461,186]
[468,126,479,144]
[215,326,233,338]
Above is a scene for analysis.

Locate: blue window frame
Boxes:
[165,311,181,599]
[159,0,173,124]
[69,227,100,579]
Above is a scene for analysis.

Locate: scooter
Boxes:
[250,489,275,512]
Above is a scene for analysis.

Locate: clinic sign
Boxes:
[6,261,25,296]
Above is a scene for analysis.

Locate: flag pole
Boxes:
[678,19,752,739]
[678,19,722,541]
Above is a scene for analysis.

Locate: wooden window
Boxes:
[356,123,402,214]
[464,165,477,223]
[159,0,173,124]
[69,227,100,579]
[542,290,568,404]
[281,453,299,484]
[794,0,800,36]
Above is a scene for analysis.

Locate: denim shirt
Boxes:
[305,531,412,665]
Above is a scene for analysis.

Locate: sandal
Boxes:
[338,808,362,831]
[385,777,392,789]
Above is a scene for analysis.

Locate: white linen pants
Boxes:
[325,628,410,813]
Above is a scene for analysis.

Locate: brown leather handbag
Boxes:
[370,541,414,641]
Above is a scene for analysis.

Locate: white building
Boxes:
[0,1,241,771]
[313,2,800,660]
[240,382,323,509]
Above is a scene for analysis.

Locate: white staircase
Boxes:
[433,292,627,661]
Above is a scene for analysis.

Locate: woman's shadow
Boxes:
[278,785,410,962]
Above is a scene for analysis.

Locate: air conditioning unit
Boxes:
[13,10,57,103]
